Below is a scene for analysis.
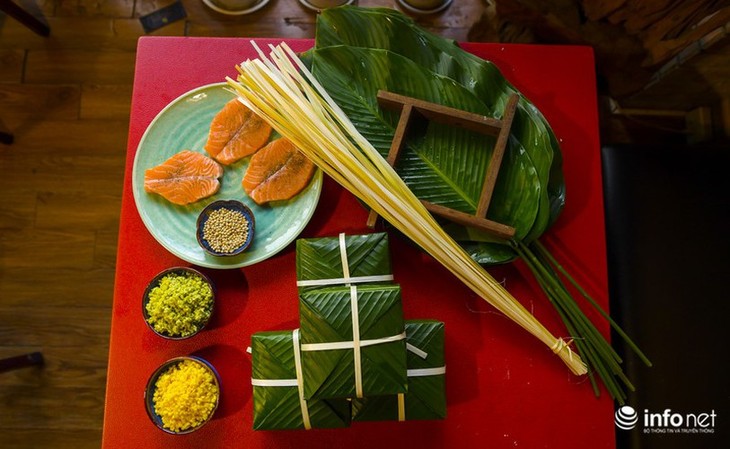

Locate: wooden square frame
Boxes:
[367,90,520,240]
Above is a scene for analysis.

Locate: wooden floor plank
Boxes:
[0,429,102,449]
[0,118,128,154]
[0,385,105,430]
[0,267,116,308]
[0,21,53,51]
[0,306,111,347]
[94,227,120,269]
[25,50,136,84]
[35,190,121,232]
[55,0,135,18]
[31,0,55,17]
[182,0,317,38]
[0,228,96,270]
[0,164,126,196]
[113,16,186,41]
[0,188,37,232]
[135,0,189,17]
[0,166,125,196]
[0,84,81,128]
[80,84,133,120]
[0,345,109,388]
[0,119,127,193]
[186,19,316,39]
[0,16,184,52]
[0,49,25,83]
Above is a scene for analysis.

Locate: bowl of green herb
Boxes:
[142,267,215,340]
[196,199,255,257]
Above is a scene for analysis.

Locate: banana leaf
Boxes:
[311,6,567,262]
[296,232,393,292]
[352,320,446,421]
[299,284,407,400]
[310,46,541,245]
[251,331,351,430]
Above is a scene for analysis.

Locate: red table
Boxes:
[103,36,613,449]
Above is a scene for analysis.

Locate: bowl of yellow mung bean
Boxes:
[145,356,221,434]
[196,200,255,257]
[142,267,215,340]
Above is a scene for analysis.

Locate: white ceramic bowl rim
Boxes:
[202,0,271,16]
[397,0,453,14]
[298,0,355,12]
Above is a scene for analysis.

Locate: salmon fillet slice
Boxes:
[204,99,272,165]
[144,150,223,205]
[242,138,316,205]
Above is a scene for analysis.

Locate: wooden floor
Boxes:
[0,1,486,447]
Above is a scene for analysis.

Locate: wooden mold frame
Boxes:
[367,90,520,240]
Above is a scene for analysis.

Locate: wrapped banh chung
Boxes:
[296,232,393,293]
[351,320,446,421]
[251,330,351,430]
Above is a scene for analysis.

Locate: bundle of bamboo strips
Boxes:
[227,42,587,376]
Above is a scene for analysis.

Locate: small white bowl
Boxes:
[397,0,453,15]
[202,0,271,16]
[298,0,355,12]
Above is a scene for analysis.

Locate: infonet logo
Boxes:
[615,406,717,434]
[615,406,639,430]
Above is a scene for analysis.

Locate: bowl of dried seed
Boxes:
[143,266,215,340]
[145,356,221,434]
[196,199,255,257]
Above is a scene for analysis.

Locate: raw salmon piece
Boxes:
[144,150,223,206]
[242,138,316,205]
[204,99,272,165]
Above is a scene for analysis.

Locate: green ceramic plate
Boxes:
[132,83,323,269]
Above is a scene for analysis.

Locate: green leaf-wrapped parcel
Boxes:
[352,320,446,421]
[296,232,393,292]
[251,331,351,430]
[299,284,407,400]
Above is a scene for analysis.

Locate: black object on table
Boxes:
[0,130,13,145]
[602,144,729,449]
[0,352,44,373]
[138,0,187,34]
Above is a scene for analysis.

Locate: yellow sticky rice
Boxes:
[153,359,219,432]
[145,272,213,337]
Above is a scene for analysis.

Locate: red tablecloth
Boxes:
[103,37,613,449]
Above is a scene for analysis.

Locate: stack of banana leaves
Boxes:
[302,6,651,403]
